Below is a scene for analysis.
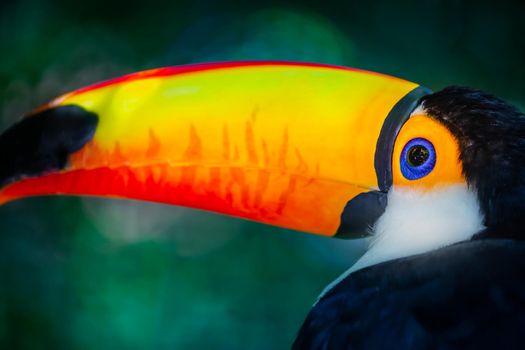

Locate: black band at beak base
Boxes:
[335,86,431,239]
[374,86,432,191]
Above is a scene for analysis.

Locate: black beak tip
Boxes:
[0,105,98,188]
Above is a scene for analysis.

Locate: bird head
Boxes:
[348,87,525,272]
[0,62,523,270]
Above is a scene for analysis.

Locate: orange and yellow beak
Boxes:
[0,62,429,238]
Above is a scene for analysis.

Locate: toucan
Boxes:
[0,62,524,349]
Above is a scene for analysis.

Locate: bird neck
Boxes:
[317,184,485,302]
[354,184,485,271]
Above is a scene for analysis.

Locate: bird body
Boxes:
[0,62,523,349]
[295,240,525,350]
[296,86,525,349]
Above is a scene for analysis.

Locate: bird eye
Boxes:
[400,138,436,180]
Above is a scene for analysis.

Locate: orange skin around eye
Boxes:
[392,115,465,189]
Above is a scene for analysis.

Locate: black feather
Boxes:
[293,240,525,350]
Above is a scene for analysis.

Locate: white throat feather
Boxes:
[317,184,485,302]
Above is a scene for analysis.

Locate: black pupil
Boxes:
[407,145,429,167]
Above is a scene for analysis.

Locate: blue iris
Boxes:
[400,138,436,180]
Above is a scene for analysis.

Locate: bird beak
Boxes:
[0,62,429,238]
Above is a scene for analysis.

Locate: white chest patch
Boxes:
[317,184,485,302]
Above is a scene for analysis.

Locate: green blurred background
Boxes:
[1,0,524,349]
